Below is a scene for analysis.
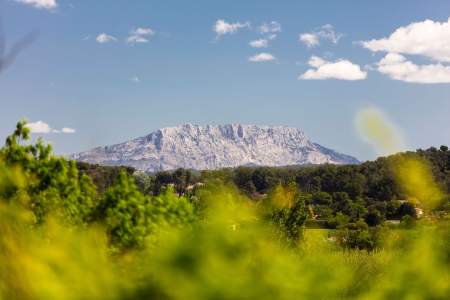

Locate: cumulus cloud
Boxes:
[126,27,155,44]
[249,39,268,48]
[96,33,117,43]
[299,33,319,48]
[361,18,450,62]
[248,52,276,62]
[14,0,57,10]
[299,56,367,80]
[299,24,343,48]
[376,53,450,84]
[26,121,76,134]
[258,21,281,34]
[213,19,250,37]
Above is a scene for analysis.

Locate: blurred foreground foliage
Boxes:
[0,121,449,299]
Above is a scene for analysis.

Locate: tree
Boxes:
[270,183,308,246]
[0,120,97,225]
[327,212,350,229]
[252,168,279,192]
[386,200,401,219]
[332,192,352,215]
[365,209,383,227]
[100,171,196,250]
[312,191,332,206]
[149,185,196,228]
[233,167,255,195]
[397,202,417,219]
[101,171,151,249]
[349,198,368,221]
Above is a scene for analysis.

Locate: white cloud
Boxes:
[299,33,319,48]
[132,27,154,36]
[299,24,343,48]
[126,27,155,44]
[15,0,57,10]
[26,121,52,133]
[61,127,76,133]
[213,19,250,37]
[248,52,276,62]
[249,39,268,48]
[376,53,450,84]
[258,21,281,34]
[26,121,76,134]
[96,33,117,43]
[362,18,450,62]
[299,56,367,80]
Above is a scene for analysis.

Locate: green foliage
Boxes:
[100,171,151,249]
[365,209,384,227]
[0,122,449,299]
[100,171,197,250]
[77,161,135,194]
[0,122,196,251]
[150,185,196,227]
[400,215,416,228]
[312,191,332,205]
[0,121,97,225]
[267,184,308,245]
[1,169,449,299]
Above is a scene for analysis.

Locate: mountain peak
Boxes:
[72,124,358,172]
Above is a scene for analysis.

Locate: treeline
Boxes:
[81,145,450,230]
[220,146,450,227]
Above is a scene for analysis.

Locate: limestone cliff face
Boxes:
[72,124,359,172]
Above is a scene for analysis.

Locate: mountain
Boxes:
[71,124,359,172]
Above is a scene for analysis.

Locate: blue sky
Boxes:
[1,0,449,161]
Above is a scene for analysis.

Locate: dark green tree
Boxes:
[100,171,151,249]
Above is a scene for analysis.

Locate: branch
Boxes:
[0,18,38,74]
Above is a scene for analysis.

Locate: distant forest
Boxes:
[79,145,450,229]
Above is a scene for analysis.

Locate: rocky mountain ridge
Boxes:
[72,124,359,172]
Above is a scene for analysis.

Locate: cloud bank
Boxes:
[361,18,450,84]
[376,53,450,84]
[362,18,450,63]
